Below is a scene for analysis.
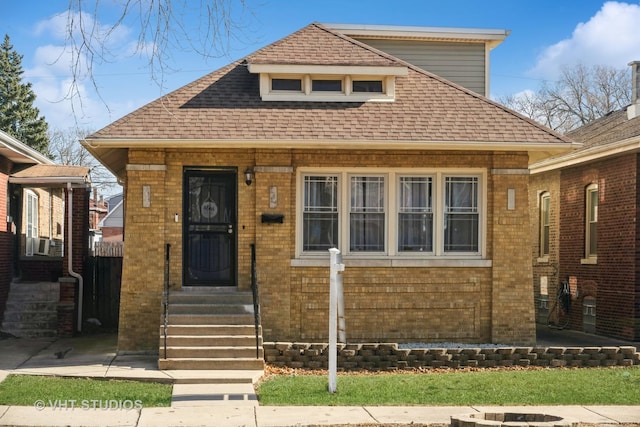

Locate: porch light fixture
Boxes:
[244,168,254,186]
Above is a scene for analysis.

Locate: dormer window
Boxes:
[312,79,342,92]
[353,80,383,93]
[248,64,407,102]
[271,78,302,91]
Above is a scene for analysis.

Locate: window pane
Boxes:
[445,177,478,212]
[444,177,479,252]
[272,78,302,91]
[312,79,342,92]
[353,80,383,93]
[540,194,550,256]
[587,188,598,256]
[589,222,597,255]
[399,177,433,252]
[303,176,338,251]
[350,176,385,251]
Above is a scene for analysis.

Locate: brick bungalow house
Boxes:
[83,23,575,366]
[0,130,91,337]
[529,61,640,342]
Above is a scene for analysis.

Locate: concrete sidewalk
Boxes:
[0,404,638,426]
[0,332,639,426]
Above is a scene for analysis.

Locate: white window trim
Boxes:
[539,191,550,258]
[259,73,396,102]
[294,167,487,266]
[582,183,598,264]
[24,189,39,257]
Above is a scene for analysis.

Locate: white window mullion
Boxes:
[388,172,396,256]
[434,172,443,256]
[340,172,349,253]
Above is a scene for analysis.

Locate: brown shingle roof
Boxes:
[89,23,569,145]
[11,164,90,179]
[566,109,640,149]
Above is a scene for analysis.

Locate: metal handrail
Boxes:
[163,243,171,359]
[250,244,261,359]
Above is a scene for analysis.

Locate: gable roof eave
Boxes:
[0,130,55,165]
[83,137,578,169]
[530,134,640,174]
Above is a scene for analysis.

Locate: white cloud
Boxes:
[530,1,640,80]
[26,11,146,130]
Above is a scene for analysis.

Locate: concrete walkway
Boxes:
[0,332,639,426]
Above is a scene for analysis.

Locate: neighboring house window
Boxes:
[540,192,550,257]
[298,170,484,258]
[25,190,38,256]
[585,183,598,258]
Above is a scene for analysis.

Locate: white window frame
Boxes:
[583,183,598,263]
[294,168,487,266]
[539,192,550,258]
[25,189,39,256]
[259,73,396,102]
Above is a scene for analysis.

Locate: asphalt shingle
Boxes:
[90,23,569,146]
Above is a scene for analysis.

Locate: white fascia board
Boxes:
[8,176,89,186]
[247,63,408,76]
[0,130,55,165]
[530,137,640,174]
[326,23,510,48]
[83,137,574,155]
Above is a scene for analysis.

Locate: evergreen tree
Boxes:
[0,34,50,155]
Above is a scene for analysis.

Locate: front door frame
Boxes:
[182,167,238,287]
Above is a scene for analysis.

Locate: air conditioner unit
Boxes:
[35,238,50,256]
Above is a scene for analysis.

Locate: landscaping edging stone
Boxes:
[263,342,640,370]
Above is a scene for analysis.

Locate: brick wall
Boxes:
[559,154,639,340]
[0,157,12,321]
[117,148,536,352]
[529,170,561,324]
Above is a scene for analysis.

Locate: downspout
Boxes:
[67,182,83,332]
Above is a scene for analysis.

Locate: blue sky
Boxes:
[2,0,640,132]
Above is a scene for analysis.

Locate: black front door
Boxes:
[183,169,236,286]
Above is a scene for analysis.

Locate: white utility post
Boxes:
[328,248,345,393]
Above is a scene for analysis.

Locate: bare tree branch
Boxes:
[60,1,254,112]
[49,127,119,193]
[501,63,631,133]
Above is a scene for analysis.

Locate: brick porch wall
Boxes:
[117,148,536,352]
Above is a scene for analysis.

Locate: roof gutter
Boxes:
[83,137,578,152]
[8,176,89,186]
[0,130,55,165]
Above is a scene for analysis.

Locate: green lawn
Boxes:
[0,375,172,408]
[257,367,640,406]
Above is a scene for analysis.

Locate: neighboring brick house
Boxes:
[0,130,91,336]
[529,61,640,341]
[83,23,575,355]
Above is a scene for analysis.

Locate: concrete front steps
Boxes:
[1,282,59,338]
[158,289,264,372]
